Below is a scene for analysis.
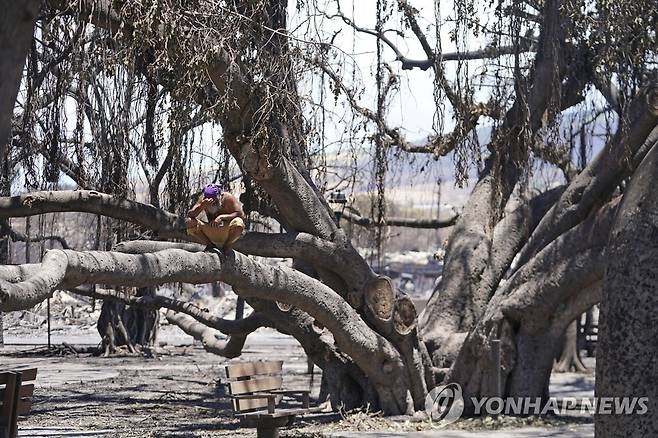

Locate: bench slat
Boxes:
[237,407,317,419]
[0,384,34,400]
[0,398,33,416]
[234,396,275,412]
[234,397,266,412]
[0,368,37,384]
[228,377,282,396]
[225,361,283,379]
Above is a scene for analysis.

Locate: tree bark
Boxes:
[514,86,658,268]
[340,211,458,229]
[0,248,415,413]
[165,310,248,358]
[0,0,39,152]
[0,190,186,239]
[446,200,614,409]
[553,320,588,373]
[596,141,658,437]
[419,0,569,366]
[420,186,565,366]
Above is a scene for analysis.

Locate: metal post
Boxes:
[490,339,502,398]
[0,312,4,347]
[47,298,51,349]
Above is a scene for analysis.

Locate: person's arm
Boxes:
[213,194,245,224]
[188,198,210,218]
[215,211,240,222]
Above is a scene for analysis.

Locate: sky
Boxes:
[12,0,614,209]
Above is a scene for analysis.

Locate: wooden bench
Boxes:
[0,368,37,438]
[225,360,319,438]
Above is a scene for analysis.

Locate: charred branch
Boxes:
[0,219,70,249]
[0,190,186,239]
[341,210,458,229]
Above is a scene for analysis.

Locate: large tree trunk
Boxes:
[0,0,39,349]
[446,200,612,409]
[596,141,658,436]
[0,135,8,348]
[553,320,587,373]
[419,0,568,367]
[0,0,39,153]
[423,81,658,405]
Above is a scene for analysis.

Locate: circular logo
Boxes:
[424,383,464,426]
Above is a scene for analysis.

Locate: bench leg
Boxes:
[0,372,20,438]
[256,426,279,438]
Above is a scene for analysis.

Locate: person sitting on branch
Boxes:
[186,183,245,252]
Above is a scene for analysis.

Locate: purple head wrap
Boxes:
[203,183,223,199]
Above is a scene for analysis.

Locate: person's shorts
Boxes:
[187,217,245,247]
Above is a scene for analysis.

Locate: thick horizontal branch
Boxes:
[441,41,536,62]
[113,240,204,253]
[0,191,374,294]
[550,281,601,337]
[341,211,458,229]
[0,190,186,239]
[0,263,41,283]
[113,232,373,291]
[0,247,409,408]
[0,251,68,310]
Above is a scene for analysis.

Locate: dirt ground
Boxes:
[0,293,595,437]
[2,327,336,437]
[0,333,595,438]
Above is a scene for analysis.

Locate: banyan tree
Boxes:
[0,0,657,428]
